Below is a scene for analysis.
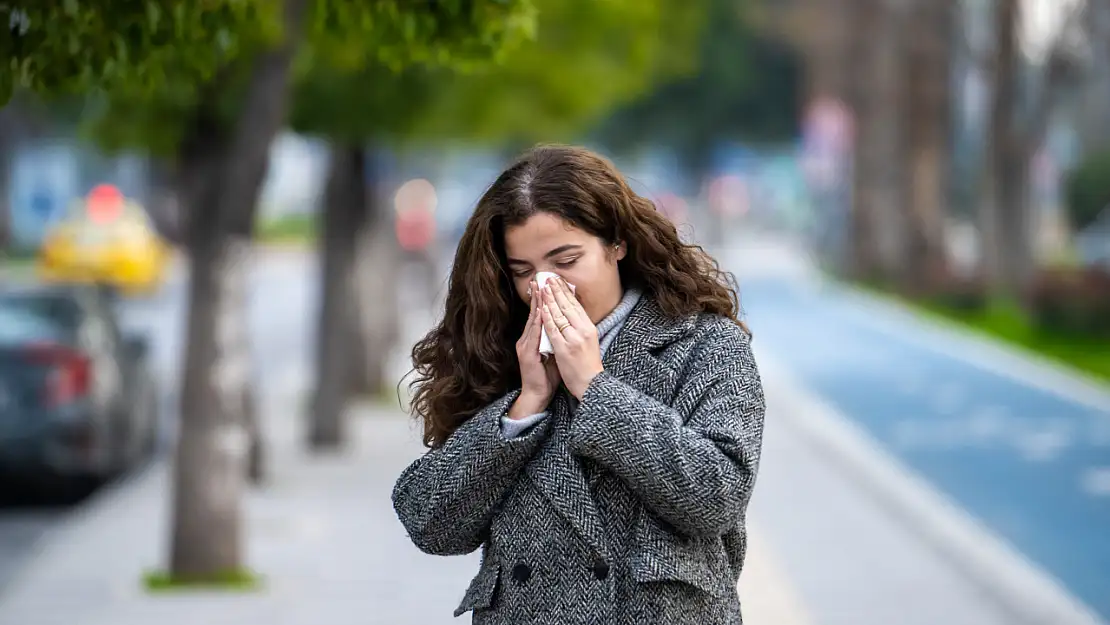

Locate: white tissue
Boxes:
[534,271,575,356]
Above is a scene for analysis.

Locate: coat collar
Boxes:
[609,294,699,355]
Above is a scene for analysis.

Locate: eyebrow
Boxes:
[506,244,583,265]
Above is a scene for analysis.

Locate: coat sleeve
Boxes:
[392,390,552,556]
[568,321,765,538]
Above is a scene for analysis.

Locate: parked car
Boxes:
[0,283,160,498]
[37,184,171,296]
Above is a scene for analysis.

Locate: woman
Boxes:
[393,145,765,624]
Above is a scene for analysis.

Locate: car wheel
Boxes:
[31,474,99,506]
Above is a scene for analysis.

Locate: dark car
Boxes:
[0,283,159,497]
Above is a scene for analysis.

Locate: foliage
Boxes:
[287,61,435,144]
[142,568,263,592]
[591,0,800,170]
[1025,267,1110,338]
[290,0,702,148]
[78,0,539,157]
[916,272,990,313]
[1064,148,1110,231]
[873,270,1110,383]
[0,2,268,106]
[916,297,1110,383]
[413,0,705,145]
[256,213,317,244]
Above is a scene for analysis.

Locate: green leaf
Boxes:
[147,3,162,30]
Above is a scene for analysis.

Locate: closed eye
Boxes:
[554,258,579,269]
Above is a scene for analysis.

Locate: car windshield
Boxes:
[0,304,65,346]
[0,294,82,336]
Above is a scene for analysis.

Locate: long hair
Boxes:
[408,145,744,448]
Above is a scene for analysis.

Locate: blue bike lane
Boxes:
[741,278,1110,620]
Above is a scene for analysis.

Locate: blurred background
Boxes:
[0,0,1108,623]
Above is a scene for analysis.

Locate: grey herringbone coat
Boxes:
[392,296,765,624]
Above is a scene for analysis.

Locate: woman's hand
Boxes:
[510,279,561,419]
[540,277,604,400]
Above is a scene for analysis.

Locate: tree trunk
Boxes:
[1079,0,1110,155]
[308,143,368,450]
[905,0,955,291]
[802,0,854,104]
[0,141,11,252]
[792,0,857,274]
[981,0,1042,298]
[0,103,24,252]
[980,0,1018,295]
[849,0,908,284]
[168,0,308,579]
[170,212,251,577]
[351,154,401,401]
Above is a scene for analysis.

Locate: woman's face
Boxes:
[503,212,627,324]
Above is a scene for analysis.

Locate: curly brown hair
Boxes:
[407,145,745,448]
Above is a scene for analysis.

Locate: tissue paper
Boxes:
[533,271,575,355]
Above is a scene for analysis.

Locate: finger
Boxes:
[542,287,572,330]
[541,304,569,348]
[526,307,544,351]
[558,278,588,318]
[550,280,587,327]
[532,282,544,326]
[519,284,539,346]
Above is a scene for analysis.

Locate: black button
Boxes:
[511,563,532,584]
[592,559,610,581]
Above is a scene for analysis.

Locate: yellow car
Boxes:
[37,185,171,296]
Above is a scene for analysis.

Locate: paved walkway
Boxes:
[0,399,811,625]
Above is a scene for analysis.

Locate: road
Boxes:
[1,239,1106,624]
[723,236,1105,625]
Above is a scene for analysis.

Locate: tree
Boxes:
[1,2,260,253]
[751,0,859,270]
[289,0,703,450]
[847,0,909,285]
[0,2,259,106]
[903,0,956,291]
[80,0,539,582]
[593,0,800,193]
[1077,0,1110,155]
[979,0,1087,298]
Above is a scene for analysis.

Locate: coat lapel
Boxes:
[602,296,696,401]
[525,296,698,559]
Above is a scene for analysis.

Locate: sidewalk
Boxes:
[0,401,811,625]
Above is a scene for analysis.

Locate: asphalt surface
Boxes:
[726,245,1110,621]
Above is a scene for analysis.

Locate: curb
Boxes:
[756,351,1106,625]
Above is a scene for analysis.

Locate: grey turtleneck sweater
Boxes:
[501,288,643,438]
